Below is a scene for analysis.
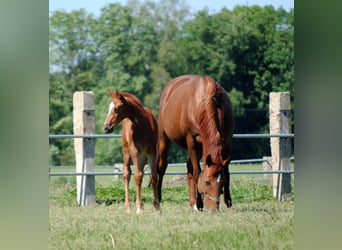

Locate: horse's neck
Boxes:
[202,141,222,162]
[125,102,148,127]
[200,99,222,162]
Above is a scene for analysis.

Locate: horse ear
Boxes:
[115,89,124,99]
[205,155,213,167]
[108,89,116,98]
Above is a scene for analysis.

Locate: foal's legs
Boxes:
[122,143,132,213]
[131,152,147,214]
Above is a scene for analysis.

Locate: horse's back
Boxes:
[160,75,208,107]
[159,75,212,119]
[158,74,233,145]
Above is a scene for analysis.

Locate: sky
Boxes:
[49,0,294,16]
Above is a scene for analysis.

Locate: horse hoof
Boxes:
[192,204,199,212]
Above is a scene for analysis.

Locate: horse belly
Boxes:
[162,109,198,149]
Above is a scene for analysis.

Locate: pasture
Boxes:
[49,163,294,249]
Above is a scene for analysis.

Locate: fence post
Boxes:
[269,92,292,200]
[73,91,96,206]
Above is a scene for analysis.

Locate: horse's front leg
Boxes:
[187,159,203,211]
[186,135,201,211]
[132,154,146,214]
[122,144,131,213]
[223,166,232,208]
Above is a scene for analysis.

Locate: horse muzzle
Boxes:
[103,124,114,133]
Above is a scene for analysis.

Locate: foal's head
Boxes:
[103,90,127,133]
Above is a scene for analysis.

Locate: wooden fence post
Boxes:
[269,92,292,200]
[73,91,96,206]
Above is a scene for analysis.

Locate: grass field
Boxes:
[49,163,294,249]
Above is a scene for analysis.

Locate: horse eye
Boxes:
[205,179,210,186]
[114,107,120,113]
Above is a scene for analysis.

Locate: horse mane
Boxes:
[116,90,146,113]
[198,77,225,164]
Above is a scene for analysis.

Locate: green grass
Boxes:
[49,173,294,249]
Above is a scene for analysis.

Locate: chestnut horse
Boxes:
[156,75,234,211]
[103,90,159,213]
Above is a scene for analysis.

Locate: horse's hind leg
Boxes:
[149,152,160,212]
[156,135,171,202]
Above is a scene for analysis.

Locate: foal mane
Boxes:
[116,90,145,113]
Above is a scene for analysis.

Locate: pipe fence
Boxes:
[49,133,294,177]
[49,133,294,139]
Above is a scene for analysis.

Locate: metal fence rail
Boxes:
[49,157,294,176]
[49,134,294,177]
[49,133,294,139]
[49,158,272,169]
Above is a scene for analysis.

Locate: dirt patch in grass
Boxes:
[163,175,187,187]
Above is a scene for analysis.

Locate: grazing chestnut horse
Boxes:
[156,75,234,211]
[103,90,159,213]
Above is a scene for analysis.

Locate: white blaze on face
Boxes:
[107,102,114,116]
[217,174,221,183]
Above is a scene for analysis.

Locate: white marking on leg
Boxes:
[192,204,199,212]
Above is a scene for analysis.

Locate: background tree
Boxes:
[49,9,98,164]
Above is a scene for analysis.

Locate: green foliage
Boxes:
[49,1,294,165]
[96,183,126,205]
